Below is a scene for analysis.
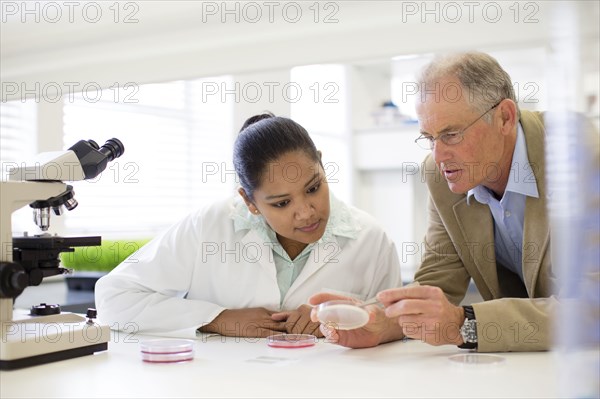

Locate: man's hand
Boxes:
[271,304,324,338]
[308,293,404,348]
[378,285,465,346]
[198,308,288,338]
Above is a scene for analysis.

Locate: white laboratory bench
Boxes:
[1,330,561,398]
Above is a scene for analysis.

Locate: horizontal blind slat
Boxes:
[63,77,235,240]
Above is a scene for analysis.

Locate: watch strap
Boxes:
[458,305,478,349]
[463,305,476,320]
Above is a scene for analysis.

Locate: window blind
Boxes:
[62,77,235,240]
[0,100,37,171]
[290,64,352,202]
[0,100,38,234]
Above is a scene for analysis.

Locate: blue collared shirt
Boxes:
[467,123,539,281]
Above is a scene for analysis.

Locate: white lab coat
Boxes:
[95,196,401,337]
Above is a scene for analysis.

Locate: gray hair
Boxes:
[417,52,518,122]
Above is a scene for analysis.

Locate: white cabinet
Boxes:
[353,125,423,170]
[352,125,429,282]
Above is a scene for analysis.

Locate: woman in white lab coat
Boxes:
[95,114,402,338]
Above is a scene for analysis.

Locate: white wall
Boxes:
[1,1,568,95]
[2,1,598,280]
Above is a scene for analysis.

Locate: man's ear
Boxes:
[317,150,322,161]
[499,99,518,136]
[238,187,260,214]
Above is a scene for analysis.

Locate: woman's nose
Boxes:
[295,200,315,220]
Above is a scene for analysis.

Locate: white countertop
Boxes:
[1,330,561,398]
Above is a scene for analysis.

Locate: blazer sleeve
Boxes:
[471,297,557,352]
[414,195,471,305]
[94,210,226,337]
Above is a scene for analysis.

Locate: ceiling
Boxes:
[1,1,597,99]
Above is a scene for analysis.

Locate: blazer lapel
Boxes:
[453,198,501,297]
[520,112,550,294]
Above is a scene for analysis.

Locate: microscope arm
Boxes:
[0,181,66,262]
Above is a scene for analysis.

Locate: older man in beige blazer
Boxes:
[310,52,594,352]
[410,108,554,352]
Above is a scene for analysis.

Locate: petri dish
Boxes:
[267,334,317,348]
[448,354,506,365]
[140,339,195,363]
[315,300,370,330]
[141,351,195,363]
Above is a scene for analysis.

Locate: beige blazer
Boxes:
[414,111,557,352]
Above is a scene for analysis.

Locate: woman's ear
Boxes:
[237,188,260,215]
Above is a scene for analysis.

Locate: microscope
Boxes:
[0,138,124,370]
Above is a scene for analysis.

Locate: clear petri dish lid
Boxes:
[267,334,317,348]
[315,300,370,330]
[140,339,195,354]
[141,351,195,363]
[448,354,506,365]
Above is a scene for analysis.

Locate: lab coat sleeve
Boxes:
[368,237,402,297]
[350,208,403,298]
[95,209,225,337]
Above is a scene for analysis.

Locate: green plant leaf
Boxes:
[60,239,151,272]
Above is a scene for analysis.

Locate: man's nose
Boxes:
[432,140,452,164]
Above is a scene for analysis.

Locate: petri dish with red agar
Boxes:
[140,339,195,363]
[267,334,317,348]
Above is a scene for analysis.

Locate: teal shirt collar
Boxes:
[230,192,361,249]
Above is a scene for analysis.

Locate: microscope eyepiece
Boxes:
[23,138,124,231]
[68,138,125,179]
[98,138,124,162]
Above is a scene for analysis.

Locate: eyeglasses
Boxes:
[414,100,503,150]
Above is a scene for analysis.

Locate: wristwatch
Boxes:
[458,305,478,349]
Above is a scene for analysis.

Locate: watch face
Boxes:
[460,319,478,343]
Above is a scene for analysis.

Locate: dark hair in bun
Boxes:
[234,113,320,198]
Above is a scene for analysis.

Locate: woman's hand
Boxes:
[198,307,288,338]
[271,304,324,338]
[308,293,404,348]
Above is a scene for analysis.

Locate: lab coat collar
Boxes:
[230,192,361,246]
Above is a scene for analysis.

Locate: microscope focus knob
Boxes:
[30,303,61,316]
[11,270,28,291]
[0,262,28,298]
[86,308,98,325]
[86,308,98,319]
